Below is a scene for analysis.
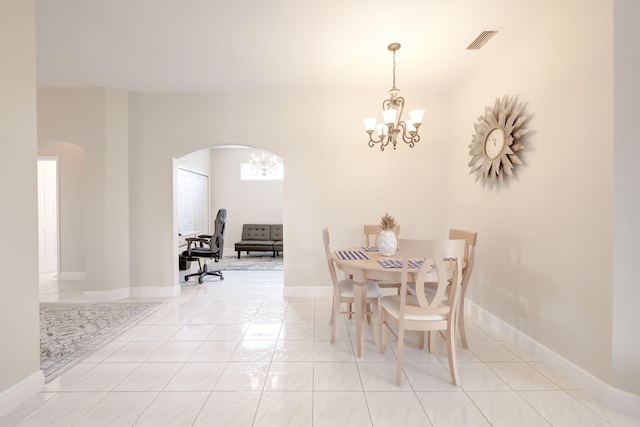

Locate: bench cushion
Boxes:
[241,224,271,241]
[234,240,275,251]
[270,224,283,241]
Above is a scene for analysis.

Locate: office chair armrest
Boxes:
[195,235,213,249]
[185,237,208,244]
[185,237,209,254]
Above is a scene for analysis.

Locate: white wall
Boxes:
[177,149,211,176]
[448,0,616,387]
[37,88,130,296]
[37,141,85,274]
[103,89,130,291]
[0,0,42,404]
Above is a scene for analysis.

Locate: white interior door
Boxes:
[177,168,209,235]
[38,158,58,276]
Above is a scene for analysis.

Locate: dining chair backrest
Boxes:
[397,238,465,317]
[322,227,339,288]
[364,224,400,246]
[449,229,477,276]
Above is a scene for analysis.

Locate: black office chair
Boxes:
[183,208,226,283]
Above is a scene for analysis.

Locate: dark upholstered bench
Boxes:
[234,224,283,258]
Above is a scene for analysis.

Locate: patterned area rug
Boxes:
[40,302,160,382]
[218,255,283,271]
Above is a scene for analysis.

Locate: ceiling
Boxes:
[35,0,550,94]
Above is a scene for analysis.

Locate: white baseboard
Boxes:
[283,286,332,298]
[84,287,130,302]
[58,271,85,281]
[0,370,44,418]
[466,300,640,420]
[130,285,181,298]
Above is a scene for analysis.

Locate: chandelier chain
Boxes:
[392,50,397,90]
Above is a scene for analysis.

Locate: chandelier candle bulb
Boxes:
[409,109,425,126]
[376,124,388,137]
[364,118,377,132]
[382,109,398,125]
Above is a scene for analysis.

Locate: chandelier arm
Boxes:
[393,96,405,120]
[398,122,421,148]
[368,134,389,151]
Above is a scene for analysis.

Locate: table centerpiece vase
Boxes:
[378,213,398,256]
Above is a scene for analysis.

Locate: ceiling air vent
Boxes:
[466,30,499,50]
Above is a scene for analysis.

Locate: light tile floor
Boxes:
[4,271,639,426]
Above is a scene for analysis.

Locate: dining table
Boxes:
[332,247,461,357]
[332,247,418,357]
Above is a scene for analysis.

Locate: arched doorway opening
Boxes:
[174,145,284,284]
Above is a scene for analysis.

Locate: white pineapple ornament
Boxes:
[378,213,398,256]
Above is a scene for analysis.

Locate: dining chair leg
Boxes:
[458,302,468,349]
[331,319,337,344]
[331,297,340,344]
[446,324,459,386]
[428,330,437,353]
[371,300,380,345]
[417,331,425,349]
[379,313,388,354]
[396,327,405,386]
[329,304,335,325]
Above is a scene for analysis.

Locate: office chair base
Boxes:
[184,262,224,284]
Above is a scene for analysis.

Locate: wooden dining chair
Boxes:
[379,238,465,386]
[449,228,478,349]
[409,229,478,350]
[322,227,382,344]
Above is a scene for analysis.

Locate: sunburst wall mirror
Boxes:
[468,95,530,187]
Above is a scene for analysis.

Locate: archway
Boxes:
[174,145,284,284]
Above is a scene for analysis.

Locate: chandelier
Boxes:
[250,153,278,176]
[364,43,425,151]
